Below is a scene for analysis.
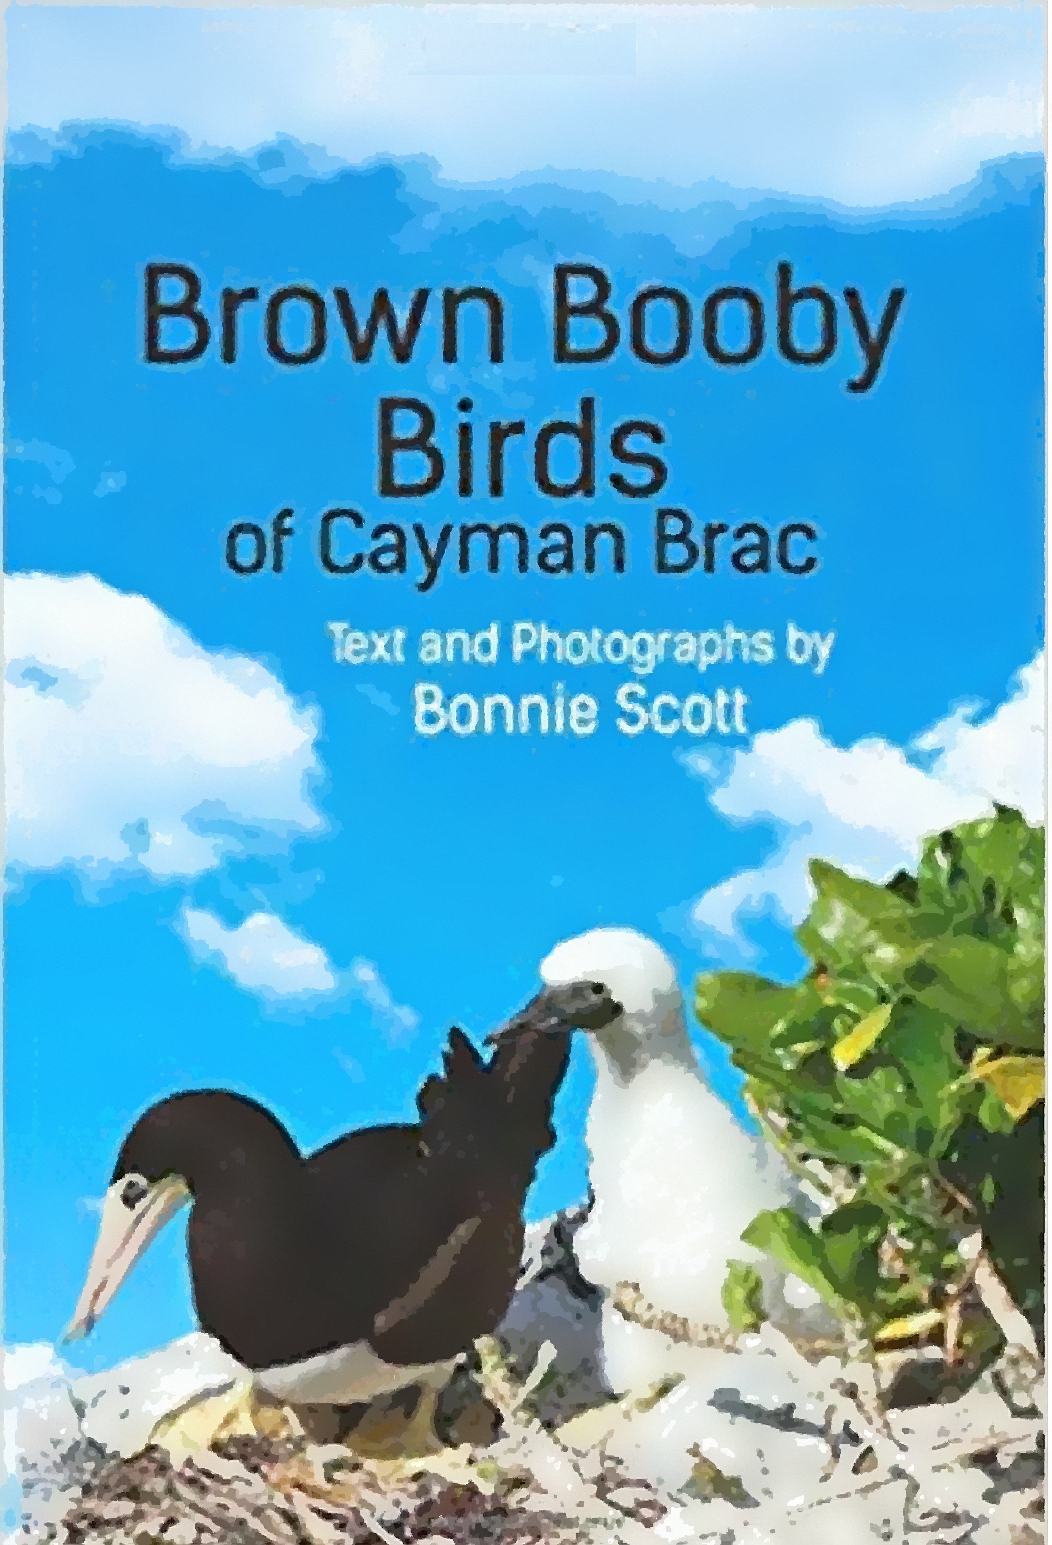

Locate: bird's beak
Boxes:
[488,983,623,1044]
[63,1175,190,1342]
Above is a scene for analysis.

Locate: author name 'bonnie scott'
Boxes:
[324,620,838,739]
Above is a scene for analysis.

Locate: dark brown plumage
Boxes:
[100,981,620,1375]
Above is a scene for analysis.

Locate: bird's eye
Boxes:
[121,1177,148,1210]
[590,983,604,996]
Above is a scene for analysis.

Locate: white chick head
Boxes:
[540,927,691,1082]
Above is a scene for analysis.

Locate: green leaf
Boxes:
[778,1105,904,1167]
[817,1202,886,1315]
[694,807,1045,1351]
[769,998,839,1051]
[885,869,920,904]
[721,1260,766,1332]
[695,972,803,1055]
[741,1208,844,1311]
[911,935,1041,1049]
[916,809,1045,948]
[962,807,1044,905]
[978,1086,1018,1134]
[833,1064,925,1151]
[819,979,884,1017]
[880,1002,968,1136]
[797,862,931,976]
[1007,944,1045,1031]
[680,1454,753,1506]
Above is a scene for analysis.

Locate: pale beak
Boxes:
[63,1175,190,1342]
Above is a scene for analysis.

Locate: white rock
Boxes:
[778,1475,910,1544]
[970,1486,1044,1545]
[888,1387,1042,1465]
[3,1345,76,1484]
[563,1347,839,1509]
[69,1332,244,1459]
[5,1333,248,1539]
[591,1302,681,1403]
[4,1379,81,1487]
[780,1278,822,1312]
[2,1345,97,1543]
[650,1505,697,1541]
[4,1221,1046,1545]
[904,1459,995,1533]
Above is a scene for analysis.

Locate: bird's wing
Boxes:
[415,1028,486,1121]
[297,1025,562,1358]
[304,1124,423,1207]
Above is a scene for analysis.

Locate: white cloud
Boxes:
[5,572,323,885]
[180,907,420,1041]
[6,6,1043,205]
[8,438,74,484]
[946,82,1042,142]
[350,958,420,1044]
[182,907,338,998]
[357,683,399,717]
[94,469,127,499]
[8,437,74,506]
[3,1343,71,1393]
[684,654,1044,958]
[334,1048,366,1082]
[918,655,1045,820]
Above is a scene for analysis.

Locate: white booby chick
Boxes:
[541,928,823,1387]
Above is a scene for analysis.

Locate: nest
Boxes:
[56,1437,588,1545]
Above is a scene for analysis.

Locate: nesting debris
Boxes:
[6,1216,1046,1544]
[54,1439,590,1545]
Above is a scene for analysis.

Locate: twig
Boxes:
[358,1501,454,1545]
[967,1240,1041,1357]
[514,1340,558,1411]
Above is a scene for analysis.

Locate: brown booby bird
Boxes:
[65,981,619,1452]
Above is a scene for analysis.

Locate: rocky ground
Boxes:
[4,1216,1045,1545]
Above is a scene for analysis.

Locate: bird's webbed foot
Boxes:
[340,1378,446,1460]
[148,1377,304,1462]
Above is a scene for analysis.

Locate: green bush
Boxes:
[695,806,1044,1352]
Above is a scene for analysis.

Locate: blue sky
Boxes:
[4,8,1045,1373]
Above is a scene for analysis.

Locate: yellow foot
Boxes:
[343,1381,446,1461]
[149,1378,303,1462]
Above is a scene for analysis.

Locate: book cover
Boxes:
[4,5,1045,1541]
